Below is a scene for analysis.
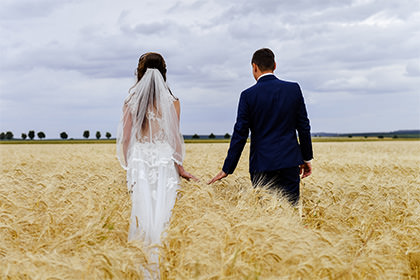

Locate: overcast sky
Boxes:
[1,0,419,138]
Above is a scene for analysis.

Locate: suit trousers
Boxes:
[250,167,300,205]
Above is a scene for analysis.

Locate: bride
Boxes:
[116,52,197,278]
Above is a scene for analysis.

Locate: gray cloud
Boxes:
[0,0,76,19]
[406,60,420,77]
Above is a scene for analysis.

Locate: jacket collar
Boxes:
[257,74,277,83]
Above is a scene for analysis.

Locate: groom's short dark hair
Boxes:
[251,48,275,71]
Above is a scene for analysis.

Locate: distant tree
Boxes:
[224,133,231,139]
[364,135,368,138]
[209,133,216,139]
[21,133,27,140]
[83,130,90,139]
[378,135,384,139]
[105,132,112,139]
[192,134,200,139]
[5,131,13,140]
[392,135,398,139]
[348,134,352,138]
[28,130,35,140]
[0,132,5,140]
[60,132,68,140]
[96,131,101,139]
[37,131,46,140]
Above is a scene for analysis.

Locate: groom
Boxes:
[208,48,313,205]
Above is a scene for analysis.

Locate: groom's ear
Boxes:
[273,62,276,72]
[252,63,258,73]
[252,63,259,80]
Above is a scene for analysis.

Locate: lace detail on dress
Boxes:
[147,111,159,121]
[137,110,170,145]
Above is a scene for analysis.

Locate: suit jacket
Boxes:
[222,74,313,174]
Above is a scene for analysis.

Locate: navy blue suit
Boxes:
[222,74,313,203]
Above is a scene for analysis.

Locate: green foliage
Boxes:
[224,133,231,139]
[192,134,200,139]
[28,130,35,140]
[96,131,101,140]
[21,133,27,140]
[60,132,68,140]
[209,133,216,139]
[5,131,13,140]
[106,132,112,139]
[37,132,46,140]
[1,139,115,144]
[83,130,90,139]
[378,135,384,139]
[0,132,5,140]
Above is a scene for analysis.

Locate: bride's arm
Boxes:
[122,105,132,164]
[173,99,180,120]
[172,99,199,181]
[172,99,182,163]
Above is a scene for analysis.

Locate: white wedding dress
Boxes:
[126,141,180,245]
[116,69,185,279]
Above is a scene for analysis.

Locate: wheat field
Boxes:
[0,141,419,279]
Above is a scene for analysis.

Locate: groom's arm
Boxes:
[209,92,249,184]
[293,84,313,179]
[223,92,250,174]
[295,83,313,162]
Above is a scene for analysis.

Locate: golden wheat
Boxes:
[0,142,419,279]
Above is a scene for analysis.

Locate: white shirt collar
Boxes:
[257,72,274,80]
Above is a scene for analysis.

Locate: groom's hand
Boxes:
[300,162,312,179]
[208,170,227,184]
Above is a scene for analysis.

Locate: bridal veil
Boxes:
[116,68,185,170]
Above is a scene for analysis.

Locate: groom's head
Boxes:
[251,48,276,80]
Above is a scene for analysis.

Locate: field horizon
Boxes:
[1,136,419,145]
[1,129,419,143]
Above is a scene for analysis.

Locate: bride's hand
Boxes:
[176,164,199,182]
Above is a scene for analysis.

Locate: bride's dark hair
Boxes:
[136,52,167,82]
[131,52,174,131]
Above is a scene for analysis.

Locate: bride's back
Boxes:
[116,52,184,169]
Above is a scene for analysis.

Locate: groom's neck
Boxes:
[256,71,274,80]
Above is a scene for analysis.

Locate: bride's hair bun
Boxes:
[136,52,167,82]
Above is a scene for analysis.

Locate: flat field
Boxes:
[0,142,419,279]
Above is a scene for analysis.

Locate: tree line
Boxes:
[0,130,112,140]
[191,133,231,139]
[0,130,232,140]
